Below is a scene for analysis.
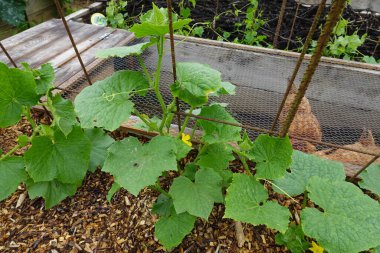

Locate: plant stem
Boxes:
[153,36,167,112]
[178,107,194,137]
[24,107,37,130]
[137,55,153,85]
[190,120,197,139]
[152,35,169,135]
[134,109,154,130]
[0,144,21,161]
[159,100,176,133]
[150,183,170,198]
[302,190,308,209]
[239,154,253,176]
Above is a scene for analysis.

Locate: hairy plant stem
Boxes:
[134,109,155,130]
[178,107,194,137]
[150,183,170,198]
[153,36,169,134]
[24,107,37,131]
[239,154,253,176]
[137,55,153,85]
[0,144,21,161]
[190,120,197,139]
[302,190,308,209]
[160,100,176,133]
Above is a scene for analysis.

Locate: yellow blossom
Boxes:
[309,241,324,253]
[181,133,192,147]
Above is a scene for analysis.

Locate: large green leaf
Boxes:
[74,70,149,131]
[274,151,345,196]
[224,173,290,233]
[48,94,77,136]
[275,223,309,253]
[96,42,151,58]
[155,211,196,250]
[129,3,191,38]
[196,143,234,185]
[198,104,242,144]
[171,62,222,107]
[35,63,55,95]
[252,134,293,180]
[84,128,115,172]
[103,136,179,196]
[302,177,380,253]
[359,164,380,197]
[21,62,55,95]
[26,179,77,209]
[24,127,91,185]
[152,194,174,218]
[169,168,223,219]
[0,63,39,127]
[0,157,27,201]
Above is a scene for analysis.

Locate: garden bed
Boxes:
[1,2,380,253]
[115,0,380,60]
[0,120,290,253]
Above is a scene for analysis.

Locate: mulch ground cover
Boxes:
[0,118,294,253]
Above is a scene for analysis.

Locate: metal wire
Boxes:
[167,0,181,131]
[0,42,18,68]
[53,0,92,86]
[273,0,288,48]
[279,0,347,137]
[271,0,326,132]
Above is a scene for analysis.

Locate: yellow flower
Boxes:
[181,133,192,147]
[309,241,324,253]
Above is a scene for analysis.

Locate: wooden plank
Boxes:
[16,22,104,67]
[48,26,116,69]
[56,31,135,87]
[26,0,56,16]
[172,35,380,71]
[0,22,17,41]
[65,2,103,21]
[1,22,84,64]
[0,19,59,50]
[26,0,57,24]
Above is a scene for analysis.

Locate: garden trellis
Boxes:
[0,0,378,177]
[0,0,380,251]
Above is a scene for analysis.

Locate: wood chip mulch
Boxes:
[0,169,289,253]
[0,117,290,253]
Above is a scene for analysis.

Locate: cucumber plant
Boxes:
[0,62,114,208]
[74,3,380,251]
[1,3,379,252]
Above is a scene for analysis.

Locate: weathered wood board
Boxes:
[0,19,133,87]
[25,0,57,24]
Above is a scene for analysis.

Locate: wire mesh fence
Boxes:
[1,0,379,177]
[62,37,380,161]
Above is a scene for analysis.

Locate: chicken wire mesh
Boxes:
[61,37,380,169]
